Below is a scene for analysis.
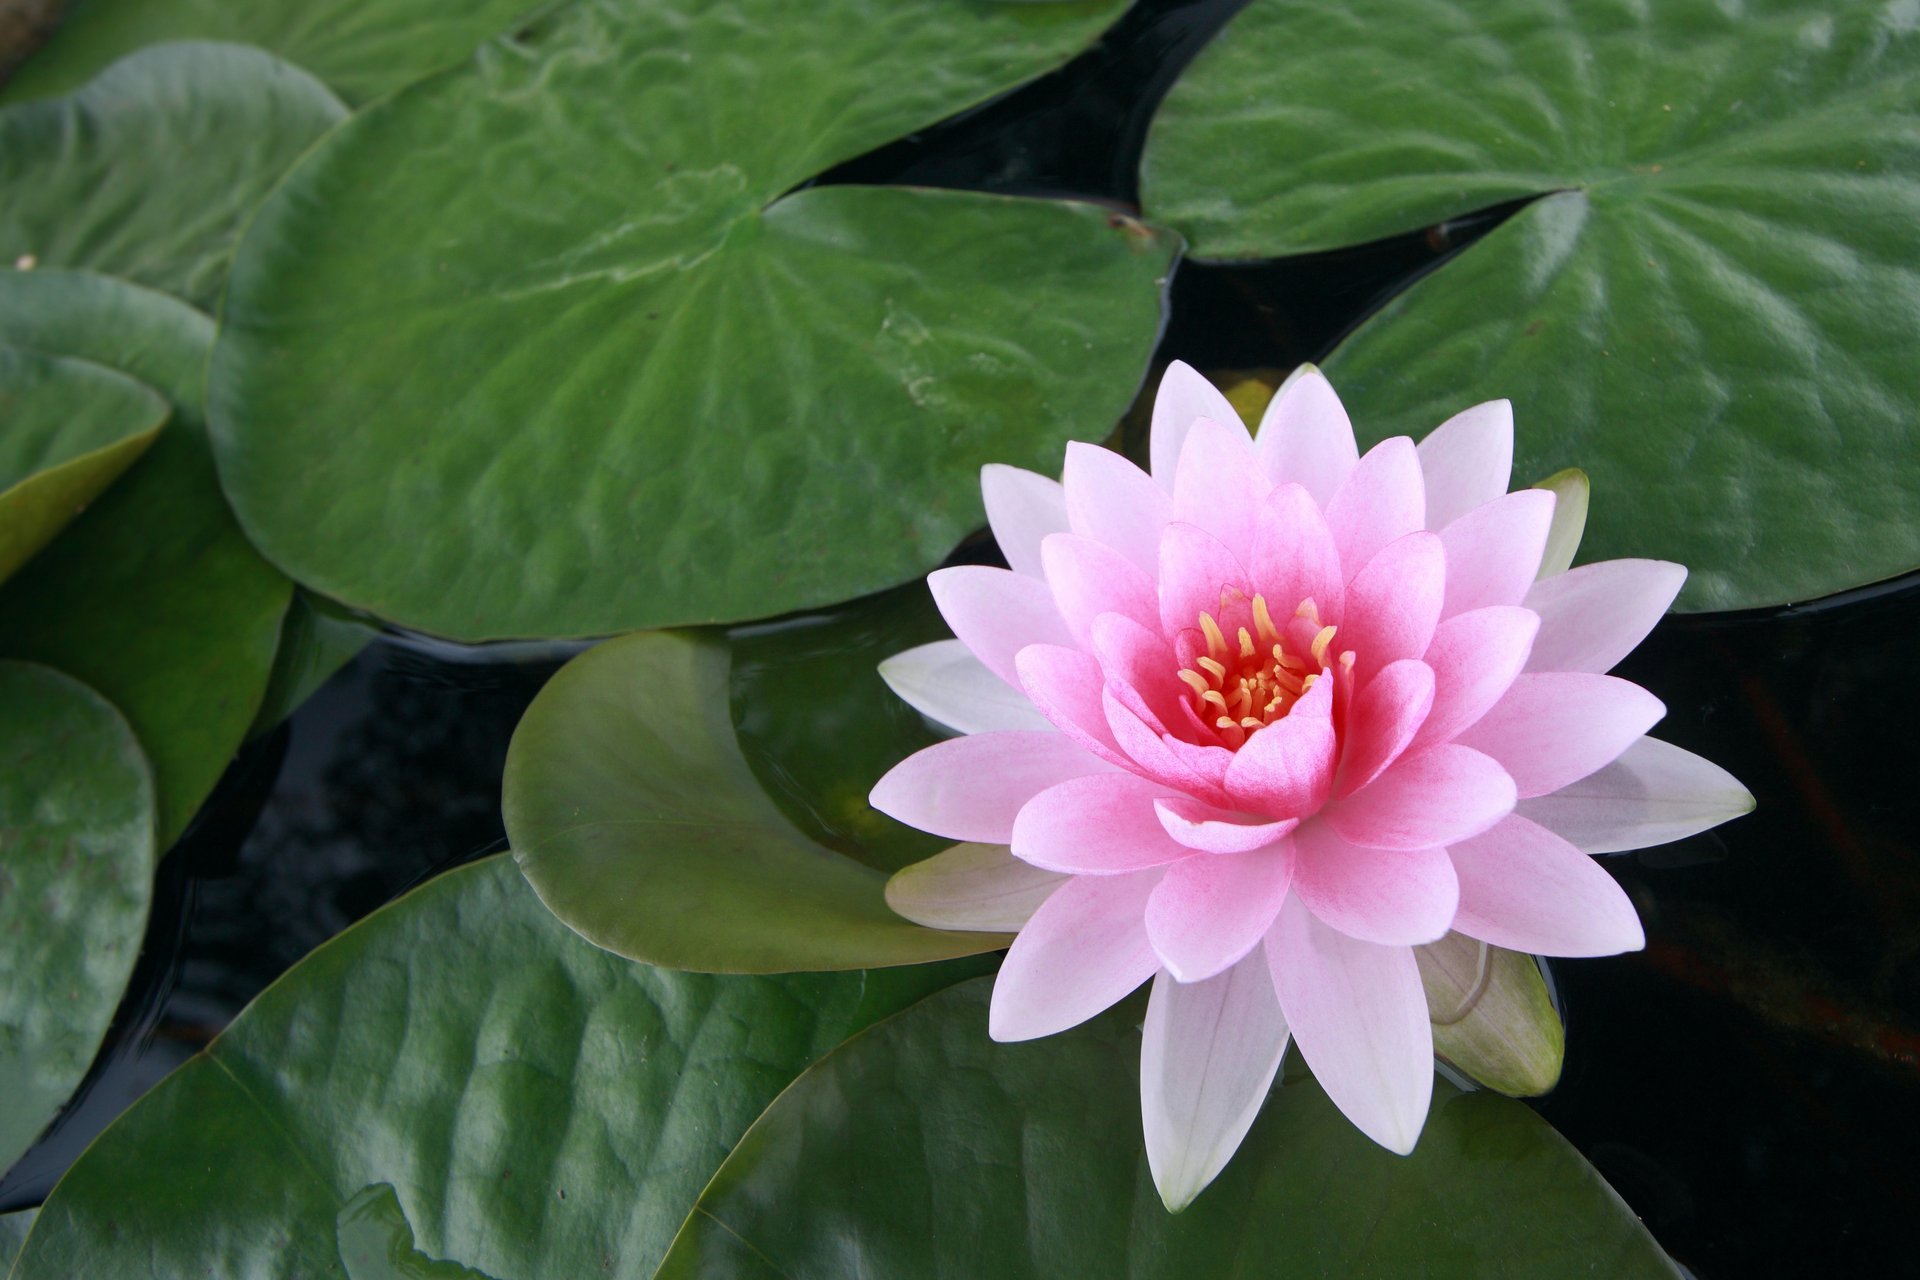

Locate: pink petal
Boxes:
[1173,416,1269,562]
[1222,675,1337,818]
[1408,605,1538,753]
[1091,612,1186,733]
[1455,673,1665,798]
[1335,658,1434,799]
[981,463,1068,580]
[928,566,1072,688]
[1524,559,1687,674]
[1251,364,1358,505]
[1515,735,1755,854]
[1104,688,1233,804]
[885,842,1068,932]
[1154,796,1299,854]
[869,730,1114,843]
[1337,531,1445,687]
[1417,399,1513,531]
[1290,821,1458,946]
[878,640,1056,735]
[1151,361,1242,492]
[1157,521,1251,641]
[1448,815,1645,956]
[1324,743,1515,851]
[1324,437,1426,578]
[1140,957,1290,1212]
[1041,532,1158,650]
[1145,842,1295,982]
[1063,442,1172,576]
[1247,483,1346,620]
[1267,895,1432,1154]
[1011,773,1193,875]
[989,869,1163,1041]
[1438,489,1555,618]
[1015,644,1130,768]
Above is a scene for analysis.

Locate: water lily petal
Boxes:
[1155,796,1298,854]
[1335,658,1434,799]
[1041,532,1159,649]
[869,730,1115,843]
[885,842,1067,932]
[1438,488,1556,618]
[1248,482,1345,621]
[1011,772,1193,875]
[1337,531,1445,686]
[1015,643,1131,768]
[1417,399,1513,531]
[1409,605,1539,753]
[1324,743,1515,851]
[1524,559,1687,675]
[1222,675,1337,817]
[1448,815,1645,957]
[1104,688,1234,804]
[929,565,1072,687]
[1268,895,1432,1154]
[1092,612,1187,730]
[1533,468,1589,579]
[989,868,1163,1041]
[1145,841,1294,981]
[1063,441,1172,576]
[1141,956,1290,1212]
[879,640,1055,735]
[1157,520,1252,642]
[1251,363,1358,505]
[1151,360,1241,492]
[1173,416,1269,561]
[981,463,1068,580]
[1324,437,1426,577]
[1456,673,1665,798]
[1516,736,1755,854]
[1292,821,1458,946]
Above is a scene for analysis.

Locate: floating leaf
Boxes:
[1142,0,1920,610]
[657,979,1678,1277]
[506,630,1007,972]
[0,269,291,844]
[0,0,538,106]
[0,43,347,308]
[0,344,165,583]
[207,0,1172,640]
[0,661,155,1171]
[0,1209,39,1271]
[1418,931,1564,1097]
[11,856,985,1279]
[249,590,379,735]
[336,1185,498,1280]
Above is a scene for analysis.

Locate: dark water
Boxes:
[5,0,1916,1273]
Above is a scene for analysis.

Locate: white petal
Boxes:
[1141,956,1290,1212]
[1417,399,1513,531]
[1515,736,1756,854]
[981,464,1070,579]
[1523,559,1686,675]
[988,868,1163,1041]
[886,843,1067,932]
[879,640,1054,735]
[1251,363,1358,506]
[1151,360,1242,491]
[1531,467,1589,579]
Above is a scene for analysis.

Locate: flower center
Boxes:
[1176,594,1338,749]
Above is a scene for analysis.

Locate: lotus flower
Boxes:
[870,364,1754,1209]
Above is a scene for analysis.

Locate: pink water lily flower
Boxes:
[870,363,1754,1210]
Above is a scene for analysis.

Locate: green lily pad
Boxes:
[656,978,1678,1277]
[0,1209,38,1270]
[506,630,1008,972]
[250,590,379,735]
[0,269,292,845]
[206,0,1172,641]
[10,855,986,1279]
[336,1185,499,1280]
[0,0,538,106]
[1141,0,1920,611]
[0,343,166,583]
[1420,932,1564,1097]
[0,42,347,309]
[0,661,156,1171]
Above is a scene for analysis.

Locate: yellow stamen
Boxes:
[1310,624,1338,667]
[1252,596,1279,645]
[1197,656,1227,683]
[1200,612,1227,660]
[1177,669,1210,697]
[1238,627,1256,660]
[1173,592,1340,748]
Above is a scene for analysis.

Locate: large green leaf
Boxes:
[11,855,985,1279]
[0,661,155,1171]
[657,978,1678,1277]
[0,0,538,106]
[249,590,380,735]
[507,630,1007,972]
[206,0,1173,641]
[1141,0,1920,611]
[0,343,165,583]
[0,42,346,309]
[0,269,292,844]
